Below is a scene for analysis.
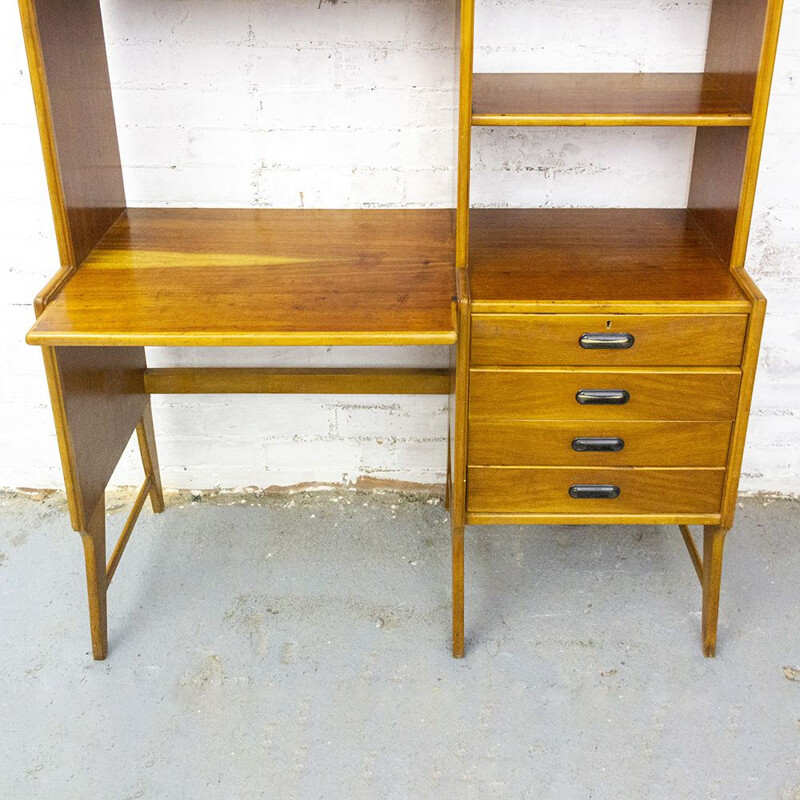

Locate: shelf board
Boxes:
[472,73,752,127]
[468,208,752,313]
[27,209,457,347]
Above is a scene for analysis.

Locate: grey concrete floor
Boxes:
[1,489,799,800]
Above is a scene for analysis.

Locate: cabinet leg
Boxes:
[136,402,164,513]
[702,525,728,657]
[452,519,465,658]
[79,499,108,660]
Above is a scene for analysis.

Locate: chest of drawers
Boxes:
[466,313,746,519]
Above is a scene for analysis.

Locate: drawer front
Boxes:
[469,368,741,421]
[467,467,726,515]
[469,420,733,467]
[471,314,748,367]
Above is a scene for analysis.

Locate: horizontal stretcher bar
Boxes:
[143,367,452,395]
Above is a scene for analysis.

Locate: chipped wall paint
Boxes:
[0,0,798,493]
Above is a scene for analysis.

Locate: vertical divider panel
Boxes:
[19,0,125,295]
[688,0,784,265]
[455,0,475,269]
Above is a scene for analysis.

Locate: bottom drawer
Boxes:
[467,466,726,515]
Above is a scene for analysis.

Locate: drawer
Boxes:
[469,368,741,421]
[469,420,733,467]
[471,314,748,366]
[467,466,726,515]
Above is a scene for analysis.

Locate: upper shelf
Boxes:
[26,209,457,347]
[472,73,752,127]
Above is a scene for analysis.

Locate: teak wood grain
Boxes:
[18,0,784,661]
[467,467,727,515]
[472,73,752,127]
[19,0,125,275]
[468,420,733,467]
[469,368,742,422]
[468,209,751,312]
[470,313,748,367]
[26,209,457,347]
[455,0,475,269]
[143,368,451,395]
[449,267,471,658]
[689,0,784,265]
[43,346,148,531]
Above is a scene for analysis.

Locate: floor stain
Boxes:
[281,641,297,664]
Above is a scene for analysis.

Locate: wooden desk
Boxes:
[20,0,783,661]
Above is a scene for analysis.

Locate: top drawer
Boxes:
[471,314,748,366]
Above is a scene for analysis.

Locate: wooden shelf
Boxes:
[472,73,752,127]
[26,209,457,347]
[468,208,752,312]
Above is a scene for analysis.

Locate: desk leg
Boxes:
[137,402,165,513]
[80,498,108,659]
[445,434,451,512]
[702,525,728,657]
[42,345,151,659]
[452,518,465,658]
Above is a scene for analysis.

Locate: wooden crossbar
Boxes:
[106,475,153,585]
[679,524,703,584]
[143,367,451,395]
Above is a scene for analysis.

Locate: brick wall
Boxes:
[0,0,798,493]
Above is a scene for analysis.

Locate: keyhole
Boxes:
[606,320,612,329]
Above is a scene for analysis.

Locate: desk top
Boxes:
[26,208,457,347]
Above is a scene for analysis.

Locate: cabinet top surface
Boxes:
[468,209,752,312]
[26,208,457,347]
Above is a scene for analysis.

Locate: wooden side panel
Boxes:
[449,269,471,527]
[455,0,475,268]
[704,0,770,110]
[721,270,767,526]
[44,346,148,531]
[689,0,784,264]
[19,0,125,274]
[688,127,750,265]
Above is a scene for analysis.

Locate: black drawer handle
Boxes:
[579,332,635,350]
[569,484,621,500]
[572,437,625,452]
[576,389,630,405]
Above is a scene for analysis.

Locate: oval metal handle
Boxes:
[575,389,630,405]
[569,484,621,500]
[579,332,635,350]
[572,437,625,452]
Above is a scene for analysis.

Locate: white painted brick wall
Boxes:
[0,0,798,493]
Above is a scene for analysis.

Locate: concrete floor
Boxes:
[1,490,799,800]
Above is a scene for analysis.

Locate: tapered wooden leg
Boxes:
[136,402,164,513]
[702,525,728,657]
[452,519,465,658]
[79,498,108,660]
[445,439,452,511]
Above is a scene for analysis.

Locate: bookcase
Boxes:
[19,0,783,660]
